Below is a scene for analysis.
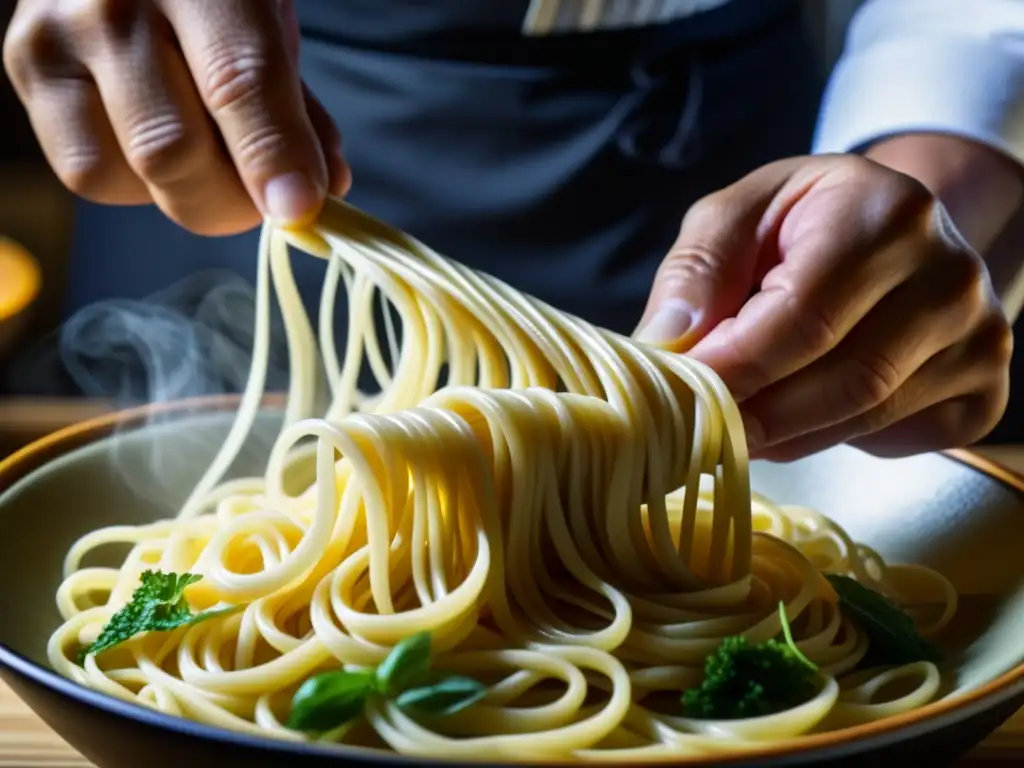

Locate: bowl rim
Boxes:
[2,395,1024,765]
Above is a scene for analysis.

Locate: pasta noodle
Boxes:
[48,199,958,760]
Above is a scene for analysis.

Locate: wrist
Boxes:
[865,132,1023,253]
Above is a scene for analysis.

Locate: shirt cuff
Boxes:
[813,35,1024,164]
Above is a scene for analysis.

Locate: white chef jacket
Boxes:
[523,0,1024,163]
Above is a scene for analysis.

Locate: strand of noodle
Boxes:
[179,224,273,519]
[45,201,958,761]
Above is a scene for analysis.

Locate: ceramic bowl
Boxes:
[2,398,1024,768]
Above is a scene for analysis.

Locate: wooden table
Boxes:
[0,683,88,766]
[1,400,1023,765]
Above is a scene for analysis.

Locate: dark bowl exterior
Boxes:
[4,662,1023,768]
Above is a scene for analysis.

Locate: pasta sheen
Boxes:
[48,201,957,761]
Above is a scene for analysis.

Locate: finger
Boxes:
[278,0,301,63]
[850,396,999,457]
[851,317,1011,457]
[303,82,351,197]
[688,163,934,401]
[635,158,802,351]
[740,254,987,451]
[759,396,992,463]
[753,314,1011,461]
[158,0,328,224]
[76,7,259,234]
[3,11,148,204]
[278,0,351,196]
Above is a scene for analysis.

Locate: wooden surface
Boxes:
[0,682,88,766]
[0,427,1023,765]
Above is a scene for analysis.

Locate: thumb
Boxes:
[634,161,799,352]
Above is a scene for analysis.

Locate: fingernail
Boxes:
[264,172,324,224]
[635,299,694,345]
[744,414,766,453]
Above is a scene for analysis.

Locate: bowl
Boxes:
[2,398,1024,768]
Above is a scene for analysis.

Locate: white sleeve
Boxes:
[812,0,1024,162]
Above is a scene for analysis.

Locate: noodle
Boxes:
[47,200,958,760]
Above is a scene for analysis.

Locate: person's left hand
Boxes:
[635,154,1013,461]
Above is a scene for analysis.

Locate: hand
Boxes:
[636,155,1013,461]
[3,0,350,235]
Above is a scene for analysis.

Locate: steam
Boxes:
[59,270,288,405]
[47,270,290,512]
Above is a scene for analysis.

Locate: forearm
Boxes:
[865,133,1024,319]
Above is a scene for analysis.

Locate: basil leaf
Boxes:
[287,669,375,732]
[376,632,432,695]
[826,574,941,665]
[396,675,487,716]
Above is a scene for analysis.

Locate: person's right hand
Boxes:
[3,0,350,235]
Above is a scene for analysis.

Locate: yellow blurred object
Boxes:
[0,237,42,359]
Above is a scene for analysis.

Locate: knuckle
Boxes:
[232,123,293,174]
[657,243,726,293]
[841,353,901,413]
[199,41,272,113]
[715,337,775,398]
[951,256,991,317]
[3,13,62,89]
[952,250,988,288]
[52,144,107,197]
[71,0,139,34]
[860,160,936,227]
[921,255,990,325]
[832,153,873,181]
[683,191,734,231]
[867,158,935,214]
[911,238,991,322]
[777,286,839,356]
[931,229,987,286]
[955,393,1006,447]
[122,113,199,183]
[893,173,935,213]
[975,311,1015,369]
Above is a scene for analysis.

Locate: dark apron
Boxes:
[8,0,823,399]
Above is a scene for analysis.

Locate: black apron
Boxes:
[9,0,823,399]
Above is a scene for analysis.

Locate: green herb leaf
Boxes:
[825,574,941,665]
[287,669,376,732]
[777,601,817,672]
[80,570,227,660]
[396,675,487,716]
[375,632,432,696]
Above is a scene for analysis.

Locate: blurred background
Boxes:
[0,0,79,453]
[0,4,1021,762]
[0,0,1021,455]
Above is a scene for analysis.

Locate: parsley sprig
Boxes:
[287,632,486,733]
[682,601,819,719]
[80,570,229,661]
